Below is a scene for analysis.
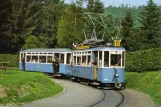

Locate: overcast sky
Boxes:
[65,0,161,7]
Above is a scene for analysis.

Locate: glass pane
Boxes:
[47,56,52,63]
[87,55,91,66]
[82,56,86,66]
[77,56,81,65]
[39,56,46,63]
[111,54,121,66]
[104,51,109,67]
[122,52,125,67]
[54,53,59,59]
[60,54,64,63]
[26,56,31,62]
[67,53,71,64]
[74,56,76,65]
[99,51,102,67]
[20,54,23,62]
[32,56,38,63]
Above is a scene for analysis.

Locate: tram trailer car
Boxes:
[19,49,72,75]
[70,47,125,88]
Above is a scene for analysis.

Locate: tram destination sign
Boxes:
[75,45,90,50]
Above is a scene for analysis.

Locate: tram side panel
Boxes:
[71,66,93,80]
[98,68,125,84]
[59,64,72,75]
[25,63,53,73]
[19,62,71,74]
[19,63,23,70]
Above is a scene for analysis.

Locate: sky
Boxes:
[65,0,161,7]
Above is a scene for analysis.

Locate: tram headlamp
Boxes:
[115,72,119,77]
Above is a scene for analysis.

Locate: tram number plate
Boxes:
[114,40,120,46]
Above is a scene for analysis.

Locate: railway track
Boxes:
[89,88,125,107]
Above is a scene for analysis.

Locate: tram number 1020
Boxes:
[114,40,120,46]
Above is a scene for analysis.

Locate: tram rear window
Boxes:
[111,54,121,66]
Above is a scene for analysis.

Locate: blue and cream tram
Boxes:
[19,49,72,75]
[19,45,125,88]
[70,46,125,88]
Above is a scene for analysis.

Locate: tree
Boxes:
[121,8,135,51]
[87,0,104,13]
[0,0,12,53]
[38,0,65,48]
[6,0,41,53]
[85,0,104,40]
[22,35,45,49]
[57,3,84,48]
[138,0,161,50]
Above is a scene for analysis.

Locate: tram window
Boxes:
[122,52,125,67]
[104,51,109,67]
[54,53,59,58]
[60,54,64,63]
[111,54,121,66]
[82,56,86,66]
[20,53,23,62]
[74,56,76,65]
[47,56,52,63]
[32,56,38,63]
[39,56,46,63]
[26,56,31,62]
[87,55,91,66]
[99,51,102,67]
[67,53,71,64]
[77,56,81,65]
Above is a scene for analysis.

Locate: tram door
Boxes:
[93,51,98,80]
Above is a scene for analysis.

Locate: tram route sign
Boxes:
[114,40,120,46]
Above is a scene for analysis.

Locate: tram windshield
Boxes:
[111,54,121,66]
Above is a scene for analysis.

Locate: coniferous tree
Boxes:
[7,0,41,53]
[138,0,161,49]
[121,8,135,51]
[0,0,12,53]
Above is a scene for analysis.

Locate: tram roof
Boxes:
[72,46,125,52]
[20,48,71,53]
[19,47,125,53]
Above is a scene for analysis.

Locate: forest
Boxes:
[0,0,161,54]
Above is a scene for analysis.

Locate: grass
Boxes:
[126,71,161,105]
[0,68,63,104]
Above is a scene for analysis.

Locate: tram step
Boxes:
[91,82,100,85]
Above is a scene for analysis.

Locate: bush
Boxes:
[0,54,18,67]
[126,48,161,72]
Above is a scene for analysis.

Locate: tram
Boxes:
[19,49,72,75]
[19,41,125,88]
[70,44,125,88]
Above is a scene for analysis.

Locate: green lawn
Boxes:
[126,71,161,105]
[0,68,63,104]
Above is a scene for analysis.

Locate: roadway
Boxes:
[0,78,156,107]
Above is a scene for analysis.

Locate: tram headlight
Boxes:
[115,72,119,77]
